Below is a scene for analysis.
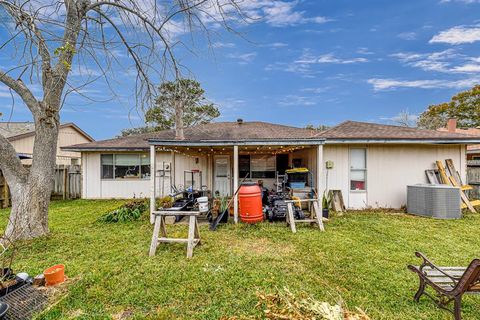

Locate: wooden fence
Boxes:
[0,165,82,208]
[467,160,480,199]
[51,165,82,200]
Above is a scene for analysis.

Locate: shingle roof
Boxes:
[63,121,318,150]
[317,121,480,141]
[437,127,480,151]
[63,120,480,151]
[0,122,36,138]
[0,122,94,141]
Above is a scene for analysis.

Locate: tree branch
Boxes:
[0,69,40,115]
[0,133,28,186]
[0,1,52,88]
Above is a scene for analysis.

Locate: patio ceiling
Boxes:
[154,144,315,157]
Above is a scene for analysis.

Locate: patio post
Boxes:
[150,145,157,224]
[316,144,323,199]
[233,145,239,223]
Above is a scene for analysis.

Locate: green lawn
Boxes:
[0,200,479,319]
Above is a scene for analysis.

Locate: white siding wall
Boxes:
[323,145,350,205]
[82,151,209,199]
[322,144,466,209]
[366,144,465,209]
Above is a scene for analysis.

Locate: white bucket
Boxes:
[197,196,209,213]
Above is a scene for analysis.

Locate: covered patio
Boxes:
[148,138,325,223]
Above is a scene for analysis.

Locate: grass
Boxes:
[0,199,479,319]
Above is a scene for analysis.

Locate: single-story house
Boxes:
[63,120,480,214]
[0,122,94,165]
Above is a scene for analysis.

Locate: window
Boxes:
[350,148,366,191]
[250,155,276,179]
[239,155,250,178]
[101,154,114,179]
[101,154,150,179]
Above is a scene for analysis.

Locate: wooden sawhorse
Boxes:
[149,210,201,258]
[285,199,327,233]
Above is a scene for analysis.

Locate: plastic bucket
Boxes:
[44,264,65,286]
[197,196,209,213]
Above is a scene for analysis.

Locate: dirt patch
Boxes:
[227,237,294,257]
[112,309,134,320]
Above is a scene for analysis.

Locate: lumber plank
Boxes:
[450,177,476,213]
[469,200,480,207]
[436,161,451,185]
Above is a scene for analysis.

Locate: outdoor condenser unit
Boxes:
[407,184,461,219]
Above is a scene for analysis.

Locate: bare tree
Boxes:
[391,109,418,127]
[0,0,248,241]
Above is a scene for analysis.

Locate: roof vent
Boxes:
[237,118,244,124]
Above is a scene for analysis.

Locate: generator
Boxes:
[265,192,305,222]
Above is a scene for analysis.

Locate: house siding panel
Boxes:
[323,145,350,206]
[366,144,464,209]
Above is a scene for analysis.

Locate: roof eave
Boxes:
[324,139,480,144]
[61,147,149,152]
[147,138,325,146]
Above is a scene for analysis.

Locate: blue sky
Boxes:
[2,0,480,140]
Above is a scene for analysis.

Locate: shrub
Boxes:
[98,199,147,223]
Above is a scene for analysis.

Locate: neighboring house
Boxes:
[63,120,480,210]
[438,119,480,160]
[0,122,94,165]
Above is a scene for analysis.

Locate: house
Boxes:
[0,122,94,165]
[438,119,480,160]
[63,120,480,213]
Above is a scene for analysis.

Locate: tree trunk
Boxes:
[175,100,185,140]
[4,117,59,241]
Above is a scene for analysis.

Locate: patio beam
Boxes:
[316,145,323,198]
[150,145,157,224]
[233,145,239,223]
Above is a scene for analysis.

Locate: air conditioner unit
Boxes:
[407,184,461,219]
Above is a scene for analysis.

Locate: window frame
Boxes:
[100,153,150,180]
[238,153,277,179]
[349,148,367,192]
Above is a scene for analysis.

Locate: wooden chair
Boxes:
[408,252,480,320]
[149,210,201,259]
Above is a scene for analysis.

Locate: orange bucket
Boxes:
[43,264,65,286]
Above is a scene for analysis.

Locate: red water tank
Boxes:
[238,182,263,224]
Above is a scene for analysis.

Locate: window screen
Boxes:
[140,154,151,179]
[350,148,366,191]
[251,155,276,179]
[101,154,114,179]
[100,154,150,179]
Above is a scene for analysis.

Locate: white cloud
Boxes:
[398,32,417,40]
[202,0,331,27]
[430,25,480,44]
[301,87,329,94]
[264,61,317,78]
[440,0,480,3]
[226,52,257,64]
[0,87,13,98]
[278,94,317,106]
[391,49,480,74]
[260,42,289,48]
[367,78,480,91]
[356,47,374,55]
[296,52,368,65]
[258,1,331,27]
[212,42,236,48]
